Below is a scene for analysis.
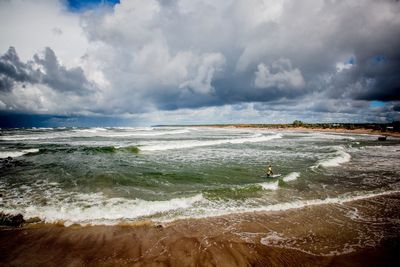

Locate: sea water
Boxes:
[1,127,399,225]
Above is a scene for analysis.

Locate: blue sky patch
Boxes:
[346,57,355,65]
[67,0,120,12]
[372,55,386,63]
[370,100,385,108]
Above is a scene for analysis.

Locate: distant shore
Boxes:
[187,124,400,138]
[1,192,399,266]
[277,126,400,138]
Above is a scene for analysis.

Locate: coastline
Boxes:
[1,192,399,266]
[194,124,400,138]
[278,127,400,138]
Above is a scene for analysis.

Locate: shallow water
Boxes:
[1,126,399,225]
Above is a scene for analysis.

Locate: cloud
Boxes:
[254,59,305,90]
[0,47,38,91]
[0,0,88,65]
[0,0,400,124]
[0,46,98,114]
[179,53,225,94]
[0,46,94,94]
[33,47,94,95]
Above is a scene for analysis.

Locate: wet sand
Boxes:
[1,193,399,266]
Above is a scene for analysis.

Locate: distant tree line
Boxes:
[288,120,400,132]
[177,121,400,132]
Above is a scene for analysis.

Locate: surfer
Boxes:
[266,165,273,177]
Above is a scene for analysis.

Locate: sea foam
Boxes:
[0,149,39,159]
[4,179,399,225]
[312,146,351,168]
[0,127,191,141]
[259,181,279,190]
[140,133,282,151]
[282,172,300,182]
[10,192,205,226]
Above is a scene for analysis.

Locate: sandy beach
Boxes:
[1,192,399,266]
[281,127,400,139]
[203,125,400,138]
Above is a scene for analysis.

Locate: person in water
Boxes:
[266,165,273,177]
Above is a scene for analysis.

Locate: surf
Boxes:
[140,133,283,151]
[312,146,351,168]
[0,148,39,158]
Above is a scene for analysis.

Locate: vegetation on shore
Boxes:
[156,121,400,133]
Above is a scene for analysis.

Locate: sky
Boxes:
[0,0,400,127]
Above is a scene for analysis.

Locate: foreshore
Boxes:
[1,192,399,266]
[280,127,400,138]
[193,124,400,138]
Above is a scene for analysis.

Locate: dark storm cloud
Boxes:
[33,47,93,95]
[352,56,400,101]
[0,47,39,91]
[79,0,400,115]
[1,0,400,124]
[324,57,400,103]
[0,46,93,95]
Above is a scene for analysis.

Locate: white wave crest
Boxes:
[12,193,204,226]
[160,190,400,223]
[282,172,300,182]
[3,179,399,225]
[0,149,39,159]
[313,146,351,168]
[0,127,192,141]
[307,132,356,140]
[258,181,279,190]
[72,127,108,133]
[130,129,191,137]
[141,133,282,151]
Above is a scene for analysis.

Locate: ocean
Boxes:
[1,126,400,227]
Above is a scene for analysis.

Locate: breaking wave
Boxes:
[258,181,280,190]
[0,127,191,141]
[312,146,351,168]
[282,172,300,182]
[1,184,204,226]
[2,177,399,225]
[0,149,39,159]
[140,133,282,151]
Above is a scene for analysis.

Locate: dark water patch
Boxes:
[118,146,140,154]
[0,157,35,175]
[83,146,117,154]
[142,170,205,184]
[0,212,24,227]
[36,144,79,154]
[278,179,287,187]
[35,145,141,155]
[204,184,265,200]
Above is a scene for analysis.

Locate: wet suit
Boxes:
[267,166,273,177]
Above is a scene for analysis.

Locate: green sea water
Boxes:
[1,127,399,225]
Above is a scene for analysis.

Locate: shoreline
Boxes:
[192,124,400,138]
[277,126,400,138]
[1,193,399,266]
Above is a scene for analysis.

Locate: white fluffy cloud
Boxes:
[254,59,305,90]
[0,0,88,66]
[179,53,225,94]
